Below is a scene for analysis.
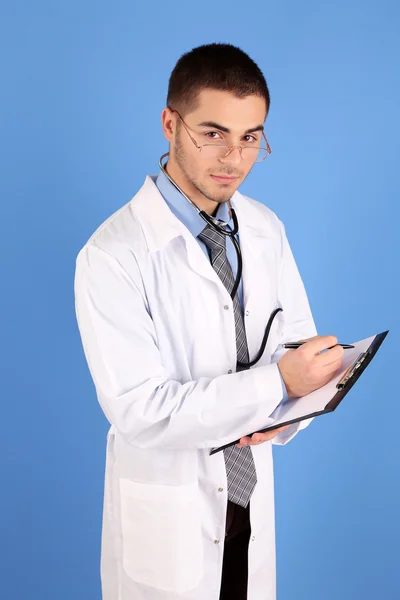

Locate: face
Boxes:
[161,89,268,210]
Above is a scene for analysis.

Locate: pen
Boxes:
[282,342,355,350]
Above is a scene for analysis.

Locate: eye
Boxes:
[242,135,258,144]
[205,131,222,140]
[204,131,259,143]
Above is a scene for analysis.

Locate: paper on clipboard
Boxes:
[268,334,377,426]
[210,331,388,455]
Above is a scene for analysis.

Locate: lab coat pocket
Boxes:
[119,478,203,592]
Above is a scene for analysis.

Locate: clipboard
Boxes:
[210,330,389,455]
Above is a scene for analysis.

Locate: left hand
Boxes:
[236,425,292,447]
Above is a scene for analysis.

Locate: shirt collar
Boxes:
[155,167,233,238]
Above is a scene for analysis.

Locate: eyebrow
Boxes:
[197,121,264,134]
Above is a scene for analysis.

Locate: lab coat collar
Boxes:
[131,175,267,254]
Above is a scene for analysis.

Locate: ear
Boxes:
[161,107,177,142]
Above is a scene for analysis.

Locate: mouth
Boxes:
[210,174,238,184]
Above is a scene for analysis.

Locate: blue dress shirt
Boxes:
[155,168,288,401]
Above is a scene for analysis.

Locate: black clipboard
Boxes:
[210,330,389,455]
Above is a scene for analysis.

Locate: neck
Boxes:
[164,158,220,216]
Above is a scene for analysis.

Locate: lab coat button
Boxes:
[218,487,223,492]
[224,305,229,310]
[251,535,256,541]
[228,369,232,374]
[245,310,250,316]
[214,539,220,544]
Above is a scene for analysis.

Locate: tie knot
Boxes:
[198,223,227,253]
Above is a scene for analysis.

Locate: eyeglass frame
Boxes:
[169,108,271,162]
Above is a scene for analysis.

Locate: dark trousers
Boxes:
[219,500,251,600]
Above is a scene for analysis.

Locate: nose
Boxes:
[218,146,242,165]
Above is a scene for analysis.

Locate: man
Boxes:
[74,43,343,600]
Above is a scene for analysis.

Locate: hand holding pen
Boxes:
[237,335,351,449]
[277,335,347,398]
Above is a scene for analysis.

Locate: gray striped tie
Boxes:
[198,223,257,508]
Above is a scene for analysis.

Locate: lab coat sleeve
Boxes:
[74,243,285,450]
[269,220,318,446]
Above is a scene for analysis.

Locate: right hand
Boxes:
[278,335,344,398]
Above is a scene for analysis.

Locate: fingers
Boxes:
[316,343,344,365]
[300,335,339,355]
[297,336,344,369]
[237,425,291,447]
[237,436,252,447]
[280,334,345,398]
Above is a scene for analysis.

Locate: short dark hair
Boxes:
[166,43,270,119]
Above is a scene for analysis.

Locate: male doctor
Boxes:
[74,43,344,600]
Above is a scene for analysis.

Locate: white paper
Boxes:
[267,334,377,427]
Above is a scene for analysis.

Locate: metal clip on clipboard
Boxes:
[336,352,368,390]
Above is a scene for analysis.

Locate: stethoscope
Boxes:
[159,152,282,368]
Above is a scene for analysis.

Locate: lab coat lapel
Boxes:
[132,176,227,293]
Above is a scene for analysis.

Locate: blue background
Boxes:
[1,1,398,598]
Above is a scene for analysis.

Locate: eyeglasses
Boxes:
[170,109,271,163]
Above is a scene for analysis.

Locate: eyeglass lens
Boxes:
[200,145,268,162]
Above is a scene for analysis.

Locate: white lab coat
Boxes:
[74,174,317,600]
